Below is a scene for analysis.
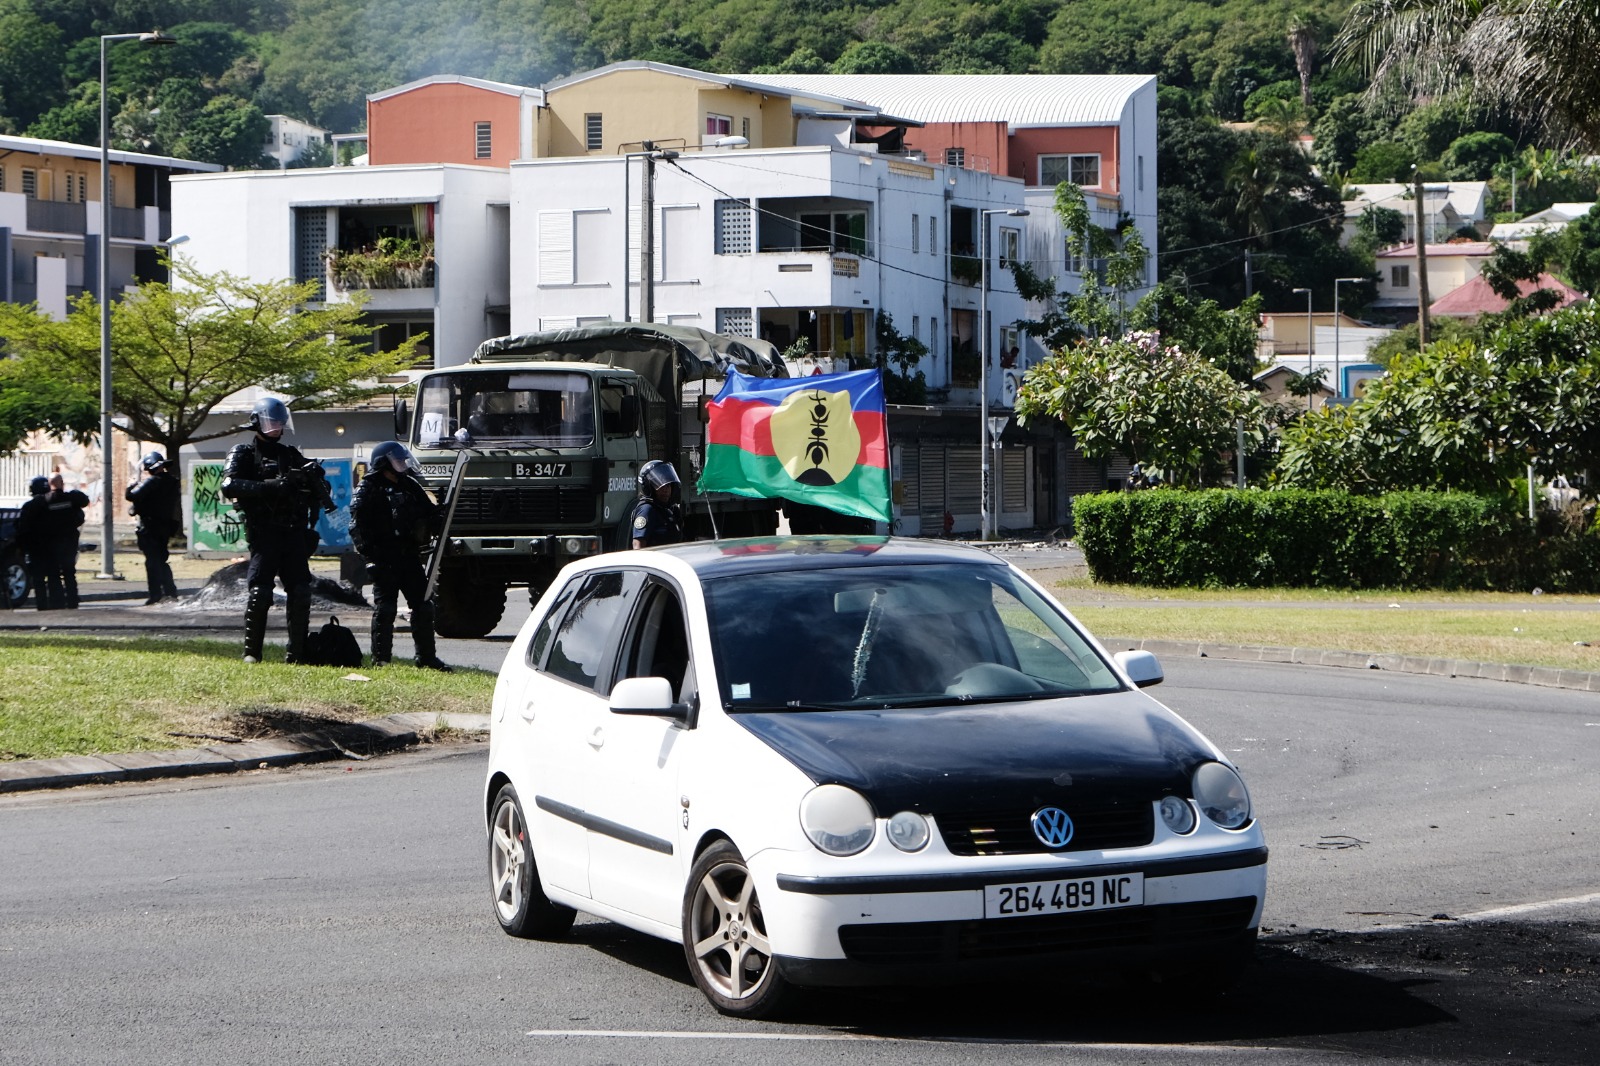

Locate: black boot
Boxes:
[411,601,453,672]
[369,612,393,666]
[243,586,272,663]
[284,583,311,664]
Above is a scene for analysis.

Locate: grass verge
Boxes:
[1,633,494,762]
[1046,578,1600,672]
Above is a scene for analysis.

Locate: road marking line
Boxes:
[1454,890,1600,922]
[524,1030,1283,1051]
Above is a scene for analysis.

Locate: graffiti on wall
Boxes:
[189,458,354,553]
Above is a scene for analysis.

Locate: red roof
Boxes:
[1429,273,1587,317]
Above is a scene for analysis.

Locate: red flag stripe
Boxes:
[707,396,887,467]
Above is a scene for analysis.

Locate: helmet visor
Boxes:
[257,413,292,436]
[385,452,421,475]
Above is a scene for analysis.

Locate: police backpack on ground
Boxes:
[303,615,363,668]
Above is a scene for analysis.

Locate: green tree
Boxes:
[1014,330,1266,487]
[1348,140,1413,182]
[1277,303,1600,492]
[1128,285,1265,382]
[178,94,271,167]
[1441,131,1515,181]
[1311,92,1390,173]
[831,41,919,74]
[0,359,98,456]
[0,256,424,460]
[0,0,65,131]
[1334,0,1600,149]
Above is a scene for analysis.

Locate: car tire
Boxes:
[681,839,792,1019]
[2,550,28,609]
[434,573,506,638]
[488,785,576,939]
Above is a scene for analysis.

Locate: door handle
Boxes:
[587,726,605,749]
[520,701,536,723]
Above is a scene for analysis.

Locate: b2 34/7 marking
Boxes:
[514,462,570,477]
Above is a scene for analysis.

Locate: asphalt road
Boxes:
[1,657,1595,1065]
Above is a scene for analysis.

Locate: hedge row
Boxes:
[1071,489,1600,591]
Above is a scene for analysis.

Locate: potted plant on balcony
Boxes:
[949,250,982,286]
[325,236,435,290]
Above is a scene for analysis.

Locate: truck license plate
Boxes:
[983,873,1143,919]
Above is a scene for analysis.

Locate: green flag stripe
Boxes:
[700,443,891,523]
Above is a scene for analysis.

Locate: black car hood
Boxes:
[733,692,1214,813]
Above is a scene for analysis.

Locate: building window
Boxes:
[1390,264,1410,288]
[77,174,87,202]
[742,116,750,140]
[475,122,492,159]
[585,113,603,151]
[715,199,752,254]
[799,211,869,256]
[0,167,6,192]
[1137,155,1145,192]
[706,113,732,137]
[21,168,36,199]
[912,315,920,341]
[1039,153,1101,188]
[64,174,75,202]
[999,227,1020,267]
[911,213,920,253]
[716,307,753,337]
[930,216,937,256]
[944,147,965,168]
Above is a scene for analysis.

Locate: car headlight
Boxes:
[799,785,875,856]
[886,811,930,852]
[1158,794,1197,835]
[1192,762,1252,829]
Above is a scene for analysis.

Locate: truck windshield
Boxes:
[414,370,594,449]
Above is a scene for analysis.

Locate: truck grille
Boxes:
[937,797,1153,856]
[451,485,594,527]
[837,897,1257,964]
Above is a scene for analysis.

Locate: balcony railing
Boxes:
[325,238,436,292]
[25,199,86,234]
[111,206,145,239]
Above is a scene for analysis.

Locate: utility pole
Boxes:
[641,141,657,325]
[1243,249,1253,298]
[1412,168,1431,348]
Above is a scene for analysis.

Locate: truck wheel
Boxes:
[433,574,506,638]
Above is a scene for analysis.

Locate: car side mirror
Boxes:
[609,676,691,721]
[394,398,411,438]
[1113,649,1164,688]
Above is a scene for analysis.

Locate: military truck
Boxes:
[396,323,787,637]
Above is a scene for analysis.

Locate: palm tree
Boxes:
[1287,17,1319,108]
[1334,0,1600,150]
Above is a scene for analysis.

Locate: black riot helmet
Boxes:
[371,441,421,477]
[638,459,681,502]
[29,475,49,495]
[142,451,170,472]
[249,397,292,438]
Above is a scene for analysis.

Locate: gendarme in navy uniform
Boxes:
[628,460,684,549]
[349,441,452,672]
[221,397,334,664]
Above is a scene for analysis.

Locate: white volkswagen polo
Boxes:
[484,536,1266,1018]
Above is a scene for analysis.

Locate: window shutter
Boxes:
[539,211,573,285]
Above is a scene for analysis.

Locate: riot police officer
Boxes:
[628,459,684,549]
[15,476,63,610]
[125,452,181,604]
[350,441,452,671]
[221,397,334,663]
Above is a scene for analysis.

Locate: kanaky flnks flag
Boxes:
[697,369,890,524]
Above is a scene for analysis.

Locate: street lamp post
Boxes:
[97,29,174,581]
[1291,286,1313,410]
[979,207,1028,541]
[1332,277,1364,399]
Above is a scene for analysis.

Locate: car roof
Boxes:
[647,535,1009,580]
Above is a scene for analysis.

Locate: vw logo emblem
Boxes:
[1031,806,1074,849]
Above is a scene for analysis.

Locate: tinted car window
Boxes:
[527,580,580,669]
[702,562,1120,709]
[543,569,647,695]
[619,581,695,704]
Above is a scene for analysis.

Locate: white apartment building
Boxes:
[262,115,331,168]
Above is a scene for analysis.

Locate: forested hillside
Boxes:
[4,0,1592,309]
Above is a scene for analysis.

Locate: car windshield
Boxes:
[414,370,595,449]
[703,562,1123,710]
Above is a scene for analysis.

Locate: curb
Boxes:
[1111,638,1600,693]
[0,712,489,794]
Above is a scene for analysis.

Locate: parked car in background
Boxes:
[483,536,1267,1018]
[1,505,29,608]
